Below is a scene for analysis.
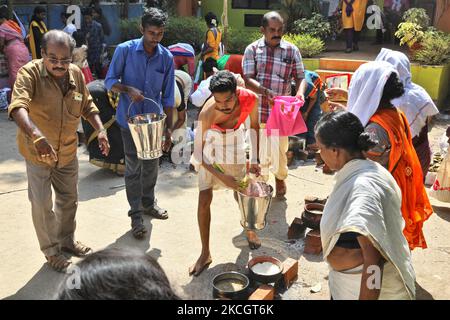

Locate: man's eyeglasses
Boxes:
[43,53,72,66]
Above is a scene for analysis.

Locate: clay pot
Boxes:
[301,203,324,230]
[304,196,327,205]
[212,271,250,300]
[247,256,283,284]
[304,229,322,255]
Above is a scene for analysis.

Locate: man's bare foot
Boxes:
[246,230,261,249]
[275,178,287,197]
[189,254,212,277]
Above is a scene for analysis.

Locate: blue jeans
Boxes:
[121,128,159,216]
[298,103,322,146]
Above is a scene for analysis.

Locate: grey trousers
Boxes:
[121,128,159,216]
[26,157,78,257]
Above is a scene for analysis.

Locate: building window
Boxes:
[244,14,264,27]
[232,0,278,10]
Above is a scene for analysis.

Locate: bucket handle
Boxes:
[127,97,161,119]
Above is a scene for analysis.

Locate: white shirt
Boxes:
[191,72,244,108]
[63,24,77,36]
[190,76,212,108]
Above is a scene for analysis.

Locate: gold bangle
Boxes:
[33,136,45,144]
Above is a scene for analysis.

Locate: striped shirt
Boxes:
[242,37,304,123]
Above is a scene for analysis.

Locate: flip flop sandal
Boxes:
[131,216,147,239]
[144,204,168,220]
[46,254,72,273]
[61,241,92,257]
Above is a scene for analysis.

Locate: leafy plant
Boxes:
[271,0,321,32]
[160,17,207,52]
[402,8,430,30]
[225,29,261,54]
[395,22,424,48]
[412,31,450,65]
[119,18,141,42]
[293,13,332,40]
[283,33,324,58]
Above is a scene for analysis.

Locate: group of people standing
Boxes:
[5,4,439,300]
[0,3,110,104]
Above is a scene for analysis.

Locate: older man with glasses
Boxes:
[8,30,110,272]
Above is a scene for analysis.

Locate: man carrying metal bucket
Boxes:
[189,71,262,276]
[105,8,174,239]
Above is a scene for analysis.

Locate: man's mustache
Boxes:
[272,36,281,40]
[53,68,66,72]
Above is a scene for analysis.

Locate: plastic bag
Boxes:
[430,148,450,202]
[439,132,449,155]
[266,96,307,136]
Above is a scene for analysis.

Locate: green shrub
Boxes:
[283,34,324,58]
[293,13,332,40]
[412,31,450,65]
[225,29,261,54]
[402,8,430,30]
[119,18,140,42]
[161,17,207,52]
[120,16,206,52]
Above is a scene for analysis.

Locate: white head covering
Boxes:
[375,48,439,137]
[347,61,398,126]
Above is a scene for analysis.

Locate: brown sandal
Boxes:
[61,241,92,257]
[46,253,72,272]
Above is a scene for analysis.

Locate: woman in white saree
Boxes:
[315,111,416,300]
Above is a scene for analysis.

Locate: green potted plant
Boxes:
[410,30,450,108]
[402,8,430,30]
[395,22,424,49]
[283,34,325,58]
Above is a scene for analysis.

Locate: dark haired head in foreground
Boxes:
[315,111,377,171]
[58,248,180,300]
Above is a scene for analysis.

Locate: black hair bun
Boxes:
[357,132,377,152]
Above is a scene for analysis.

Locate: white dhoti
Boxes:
[191,127,247,191]
[328,262,411,300]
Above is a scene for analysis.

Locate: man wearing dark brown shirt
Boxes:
[8,30,110,272]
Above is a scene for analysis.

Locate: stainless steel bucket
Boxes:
[237,182,273,230]
[127,98,166,160]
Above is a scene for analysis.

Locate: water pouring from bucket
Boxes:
[127,98,167,160]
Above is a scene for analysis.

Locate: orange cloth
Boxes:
[211,87,256,132]
[342,0,368,31]
[204,28,221,61]
[3,20,22,36]
[370,108,433,250]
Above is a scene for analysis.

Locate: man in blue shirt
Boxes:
[81,7,104,78]
[105,7,174,239]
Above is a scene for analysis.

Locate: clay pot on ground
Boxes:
[301,203,324,230]
[304,229,322,255]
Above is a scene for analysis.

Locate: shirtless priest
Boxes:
[189,70,261,276]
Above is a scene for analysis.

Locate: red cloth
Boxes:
[82,66,94,84]
[211,88,256,132]
[224,54,244,77]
